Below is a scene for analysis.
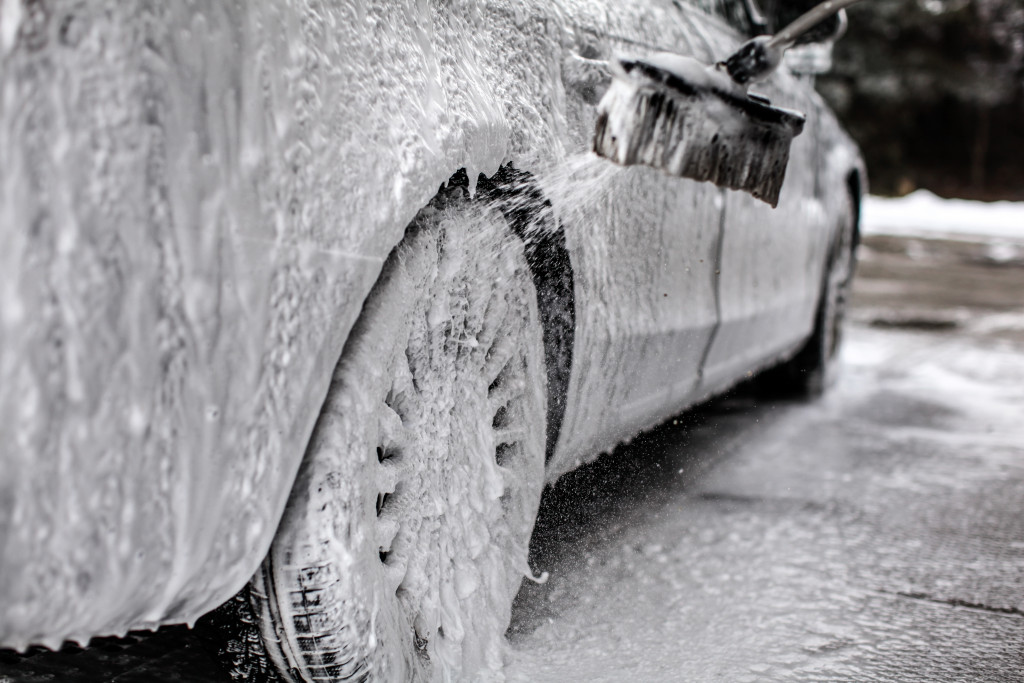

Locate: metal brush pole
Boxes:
[722,0,869,85]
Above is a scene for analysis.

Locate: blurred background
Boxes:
[817,0,1024,200]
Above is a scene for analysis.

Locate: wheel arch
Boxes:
[845,168,864,252]
[470,166,577,463]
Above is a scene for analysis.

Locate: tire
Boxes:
[759,195,857,398]
[233,184,548,682]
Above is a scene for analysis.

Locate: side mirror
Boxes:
[782,7,847,76]
[784,41,837,77]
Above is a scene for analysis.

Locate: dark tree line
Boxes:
[818,0,1024,200]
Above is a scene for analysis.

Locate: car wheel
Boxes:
[223,185,548,682]
[761,195,856,397]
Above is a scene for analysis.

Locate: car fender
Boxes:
[0,0,575,648]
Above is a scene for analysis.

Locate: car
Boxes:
[0,0,863,680]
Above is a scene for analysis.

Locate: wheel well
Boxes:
[845,169,863,251]
[443,167,575,462]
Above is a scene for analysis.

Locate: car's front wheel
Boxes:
[222,184,548,682]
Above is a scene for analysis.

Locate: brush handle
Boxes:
[767,0,867,49]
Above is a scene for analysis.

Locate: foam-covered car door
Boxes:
[696,20,830,393]
[547,0,725,473]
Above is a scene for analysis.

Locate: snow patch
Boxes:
[863,191,1024,242]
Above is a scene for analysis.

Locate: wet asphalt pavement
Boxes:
[3,233,1023,682]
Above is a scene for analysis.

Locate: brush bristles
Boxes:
[593,77,802,207]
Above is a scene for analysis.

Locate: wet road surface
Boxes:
[507,233,1024,681]
[3,233,1022,682]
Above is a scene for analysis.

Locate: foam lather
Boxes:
[593,58,806,207]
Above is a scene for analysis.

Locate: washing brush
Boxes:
[593,0,867,207]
